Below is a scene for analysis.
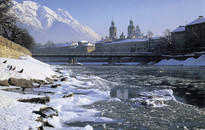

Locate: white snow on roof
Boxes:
[187,17,205,26]
[104,37,161,45]
[84,43,94,46]
[105,38,148,45]
[172,26,185,33]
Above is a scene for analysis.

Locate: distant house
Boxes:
[171,26,186,52]
[84,42,95,53]
[172,16,205,53]
[186,16,205,51]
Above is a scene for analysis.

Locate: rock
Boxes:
[18,97,50,104]
[63,93,74,98]
[33,106,58,118]
[33,79,45,86]
[52,75,58,78]
[18,69,24,73]
[54,68,63,74]
[33,107,58,128]
[60,77,68,82]
[2,60,7,63]
[0,80,10,86]
[8,78,34,88]
[2,87,22,91]
[51,84,61,88]
[36,117,54,128]
[53,79,59,82]
[45,77,54,84]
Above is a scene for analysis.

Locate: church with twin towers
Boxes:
[109,19,143,41]
[95,19,151,53]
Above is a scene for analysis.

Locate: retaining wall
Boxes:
[0,36,31,59]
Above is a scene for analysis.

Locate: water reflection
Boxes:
[111,86,205,108]
[110,87,137,100]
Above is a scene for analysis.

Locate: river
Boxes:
[58,65,205,129]
[16,64,205,129]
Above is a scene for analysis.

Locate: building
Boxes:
[101,38,149,53]
[186,16,205,51]
[127,19,136,39]
[135,25,143,39]
[109,20,117,40]
[119,32,125,40]
[96,19,153,53]
[84,42,95,53]
[172,16,205,52]
[171,26,185,52]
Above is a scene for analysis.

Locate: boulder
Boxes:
[34,106,58,128]
[63,93,74,98]
[60,77,68,82]
[51,84,61,88]
[45,77,54,84]
[0,80,10,86]
[36,117,54,128]
[33,79,45,86]
[18,97,50,104]
[8,78,34,88]
[33,106,58,118]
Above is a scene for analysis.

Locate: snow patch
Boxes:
[156,55,205,66]
[0,56,55,80]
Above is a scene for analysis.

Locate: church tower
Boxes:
[127,19,135,39]
[109,20,117,40]
[135,25,143,39]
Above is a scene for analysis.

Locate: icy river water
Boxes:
[54,65,205,129]
[26,65,205,129]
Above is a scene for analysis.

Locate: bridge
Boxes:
[32,52,202,64]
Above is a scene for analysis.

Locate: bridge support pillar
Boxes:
[108,57,116,65]
[69,57,76,65]
[117,57,122,63]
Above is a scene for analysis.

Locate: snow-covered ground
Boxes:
[0,56,55,80]
[0,56,109,129]
[0,56,56,129]
[156,55,205,66]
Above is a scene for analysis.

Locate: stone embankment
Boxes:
[0,36,31,59]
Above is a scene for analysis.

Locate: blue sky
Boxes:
[16,0,205,38]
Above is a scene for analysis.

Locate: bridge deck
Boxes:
[32,52,161,58]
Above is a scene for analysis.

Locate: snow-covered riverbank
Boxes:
[0,56,110,129]
[0,56,56,129]
[1,55,205,129]
[156,55,205,66]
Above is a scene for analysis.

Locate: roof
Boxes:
[187,17,205,26]
[171,26,185,33]
[105,38,148,45]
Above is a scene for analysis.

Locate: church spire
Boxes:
[127,19,135,39]
[109,20,117,40]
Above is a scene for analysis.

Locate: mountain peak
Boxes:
[12,0,100,44]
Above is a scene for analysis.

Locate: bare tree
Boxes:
[147,31,154,38]
[163,29,171,43]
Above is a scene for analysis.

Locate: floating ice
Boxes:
[130,89,176,107]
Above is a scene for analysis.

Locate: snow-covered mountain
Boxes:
[11,0,101,44]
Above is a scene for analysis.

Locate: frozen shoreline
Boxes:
[1,55,205,129]
[0,56,56,129]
